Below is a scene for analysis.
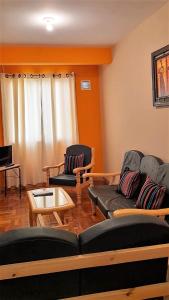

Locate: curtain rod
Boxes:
[0,72,74,79]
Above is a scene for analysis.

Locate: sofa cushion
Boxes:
[136,176,166,209]
[118,169,140,198]
[79,215,169,295]
[97,191,136,218]
[156,164,169,215]
[140,155,163,183]
[79,215,169,253]
[88,185,117,205]
[49,174,84,186]
[66,144,91,166]
[64,153,84,175]
[0,227,79,300]
[121,150,144,173]
[157,163,169,196]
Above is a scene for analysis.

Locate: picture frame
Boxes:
[151,44,169,107]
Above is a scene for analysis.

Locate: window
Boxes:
[0,73,79,185]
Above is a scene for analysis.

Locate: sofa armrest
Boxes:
[83,172,120,186]
[113,208,169,218]
[42,162,65,171]
[42,162,65,184]
[73,163,94,175]
[83,172,120,178]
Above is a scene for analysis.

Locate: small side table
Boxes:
[0,164,21,198]
[27,187,75,228]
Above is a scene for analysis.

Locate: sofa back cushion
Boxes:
[157,164,169,195]
[64,153,84,174]
[79,215,169,295]
[121,150,144,173]
[140,155,163,183]
[0,227,79,300]
[156,164,169,211]
[66,144,91,167]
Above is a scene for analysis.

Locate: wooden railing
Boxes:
[0,243,169,299]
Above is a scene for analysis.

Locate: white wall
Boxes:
[100,1,169,172]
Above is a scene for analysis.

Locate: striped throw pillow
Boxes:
[136,176,166,209]
[64,153,84,175]
[118,169,141,199]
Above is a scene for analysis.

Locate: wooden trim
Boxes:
[113,208,169,217]
[91,147,95,172]
[52,224,69,230]
[42,162,65,184]
[37,214,45,227]
[53,211,63,226]
[83,172,120,179]
[0,243,169,280]
[42,162,64,171]
[0,164,20,172]
[68,282,169,300]
[73,163,95,174]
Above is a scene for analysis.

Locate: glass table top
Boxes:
[31,188,69,209]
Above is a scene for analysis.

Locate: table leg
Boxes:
[29,210,33,226]
[19,167,21,198]
[29,211,37,226]
[4,170,7,197]
[70,208,74,223]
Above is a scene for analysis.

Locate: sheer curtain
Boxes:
[0,73,79,185]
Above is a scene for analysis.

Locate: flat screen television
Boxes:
[0,145,12,166]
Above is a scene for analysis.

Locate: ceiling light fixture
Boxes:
[43,17,55,32]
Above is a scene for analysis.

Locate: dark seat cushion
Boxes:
[89,186,135,218]
[98,194,136,218]
[88,185,117,205]
[49,174,84,186]
[0,227,79,300]
[79,215,169,295]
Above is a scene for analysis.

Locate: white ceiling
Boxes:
[0,0,167,46]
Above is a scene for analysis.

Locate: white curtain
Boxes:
[0,74,79,185]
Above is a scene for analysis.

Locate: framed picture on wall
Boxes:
[151,44,169,107]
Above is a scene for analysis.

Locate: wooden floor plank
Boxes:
[0,185,104,233]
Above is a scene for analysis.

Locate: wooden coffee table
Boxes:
[27,187,75,229]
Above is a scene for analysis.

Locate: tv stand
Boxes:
[5,163,15,167]
[0,164,21,198]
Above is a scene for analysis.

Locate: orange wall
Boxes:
[1,65,103,171]
[1,46,112,65]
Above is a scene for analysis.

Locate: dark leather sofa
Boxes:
[0,215,169,299]
[87,150,169,219]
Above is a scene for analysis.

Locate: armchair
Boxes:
[43,144,95,204]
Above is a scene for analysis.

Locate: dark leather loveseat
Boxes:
[0,215,169,299]
[85,150,169,219]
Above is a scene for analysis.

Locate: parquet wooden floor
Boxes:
[0,185,105,234]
